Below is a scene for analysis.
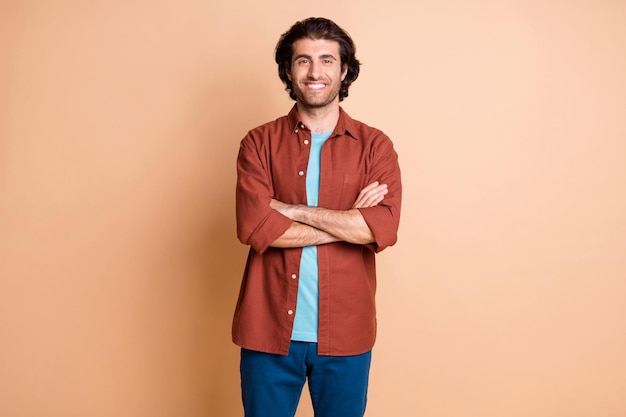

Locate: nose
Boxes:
[307,60,322,79]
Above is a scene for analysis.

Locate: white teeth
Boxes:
[307,83,325,89]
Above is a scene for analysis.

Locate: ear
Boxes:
[286,62,293,81]
[341,64,348,81]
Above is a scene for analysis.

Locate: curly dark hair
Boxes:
[275,17,361,102]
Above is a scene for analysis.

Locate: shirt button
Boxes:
[294,128,299,133]
[291,274,297,279]
[298,171,304,176]
[303,139,309,145]
[288,310,294,315]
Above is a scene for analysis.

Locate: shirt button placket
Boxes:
[288,273,297,317]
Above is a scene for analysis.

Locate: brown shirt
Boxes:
[232,105,402,356]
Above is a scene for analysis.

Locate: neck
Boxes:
[296,102,340,134]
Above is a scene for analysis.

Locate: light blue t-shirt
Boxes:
[291,131,332,342]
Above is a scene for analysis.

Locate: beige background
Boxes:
[1,1,625,416]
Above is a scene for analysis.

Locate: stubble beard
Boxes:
[293,81,342,110]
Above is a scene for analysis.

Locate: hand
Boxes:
[270,199,297,219]
[352,181,388,209]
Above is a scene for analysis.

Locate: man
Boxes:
[233,17,401,417]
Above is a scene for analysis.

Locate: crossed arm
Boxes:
[269,181,388,248]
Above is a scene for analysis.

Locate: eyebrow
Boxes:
[293,53,338,61]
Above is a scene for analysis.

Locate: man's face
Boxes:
[287,38,347,109]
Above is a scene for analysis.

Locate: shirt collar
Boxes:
[287,104,360,140]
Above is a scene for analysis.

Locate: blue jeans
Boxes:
[240,342,372,417]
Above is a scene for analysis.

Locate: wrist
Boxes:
[292,204,308,223]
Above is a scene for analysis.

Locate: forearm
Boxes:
[291,205,375,245]
[269,182,385,246]
[270,221,341,248]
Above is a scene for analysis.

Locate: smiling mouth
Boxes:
[305,83,326,90]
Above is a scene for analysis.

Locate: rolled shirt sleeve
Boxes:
[358,134,402,253]
[236,133,293,254]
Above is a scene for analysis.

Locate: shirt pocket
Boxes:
[340,173,367,208]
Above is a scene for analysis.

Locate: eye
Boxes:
[296,58,310,65]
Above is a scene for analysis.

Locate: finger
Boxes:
[353,184,388,208]
[361,181,379,192]
[362,187,388,207]
[354,184,386,208]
